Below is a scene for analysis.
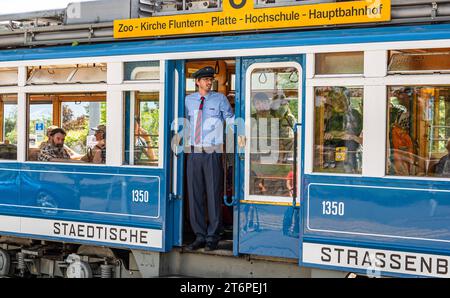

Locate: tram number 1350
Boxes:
[132,189,150,203]
[322,201,345,216]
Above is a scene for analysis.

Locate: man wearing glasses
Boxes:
[185,66,234,251]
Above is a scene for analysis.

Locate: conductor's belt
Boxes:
[190,145,224,153]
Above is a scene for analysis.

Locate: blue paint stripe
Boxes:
[1,24,450,61]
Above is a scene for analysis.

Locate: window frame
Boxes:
[2,57,166,168]
[244,61,303,204]
[385,84,450,180]
[121,60,165,169]
[26,92,108,163]
[312,85,365,175]
[306,49,450,182]
[125,89,164,168]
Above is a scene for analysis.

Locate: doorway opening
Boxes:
[182,58,236,252]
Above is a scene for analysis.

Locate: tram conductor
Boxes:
[185,66,234,251]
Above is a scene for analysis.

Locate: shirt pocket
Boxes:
[204,108,220,119]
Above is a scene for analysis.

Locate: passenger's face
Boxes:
[331,99,346,113]
[95,130,104,141]
[52,133,65,148]
[196,77,213,93]
[254,99,270,112]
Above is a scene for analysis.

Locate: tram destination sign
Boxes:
[114,0,391,38]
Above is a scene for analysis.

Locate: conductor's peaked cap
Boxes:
[193,66,215,79]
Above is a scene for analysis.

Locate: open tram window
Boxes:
[0,94,17,160]
[124,91,160,167]
[26,63,107,85]
[313,86,363,174]
[0,68,18,86]
[387,86,450,178]
[388,48,450,74]
[249,66,299,198]
[27,93,107,163]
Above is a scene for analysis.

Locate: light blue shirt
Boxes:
[185,91,234,146]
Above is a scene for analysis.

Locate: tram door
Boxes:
[236,56,303,255]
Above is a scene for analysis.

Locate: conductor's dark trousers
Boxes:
[187,150,223,242]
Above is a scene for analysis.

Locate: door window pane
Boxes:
[249,66,299,197]
[387,86,450,177]
[314,87,363,174]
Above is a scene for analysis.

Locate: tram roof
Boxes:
[1,22,450,62]
[0,0,450,49]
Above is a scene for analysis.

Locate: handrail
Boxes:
[292,122,302,209]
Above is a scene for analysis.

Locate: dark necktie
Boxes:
[194,96,205,145]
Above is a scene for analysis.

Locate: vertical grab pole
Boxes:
[224,123,235,207]
[292,123,302,208]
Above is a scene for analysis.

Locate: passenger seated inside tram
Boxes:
[134,116,156,164]
[0,139,17,160]
[433,138,450,177]
[39,125,81,160]
[389,104,415,176]
[38,128,71,162]
[81,124,106,164]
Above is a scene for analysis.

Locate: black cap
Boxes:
[193,66,215,79]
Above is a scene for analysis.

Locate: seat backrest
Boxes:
[28,148,41,161]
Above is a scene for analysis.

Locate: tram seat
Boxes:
[28,148,40,161]
[0,144,17,160]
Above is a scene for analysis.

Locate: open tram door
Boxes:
[171,59,237,250]
[235,56,303,257]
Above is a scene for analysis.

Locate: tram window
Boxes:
[27,63,107,85]
[124,61,160,81]
[388,48,450,74]
[27,93,107,163]
[387,86,450,178]
[315,52,364,75]
[313,87,363,174]
[124,91,160,167]
[0,68,18,86]
[249,67,299,197]
[0,94,17,160]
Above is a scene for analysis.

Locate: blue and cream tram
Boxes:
[0,0,450,278]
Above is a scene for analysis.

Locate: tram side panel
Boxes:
[238,203,299,259]
[0,162,166,252]
[301,175,450,278]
